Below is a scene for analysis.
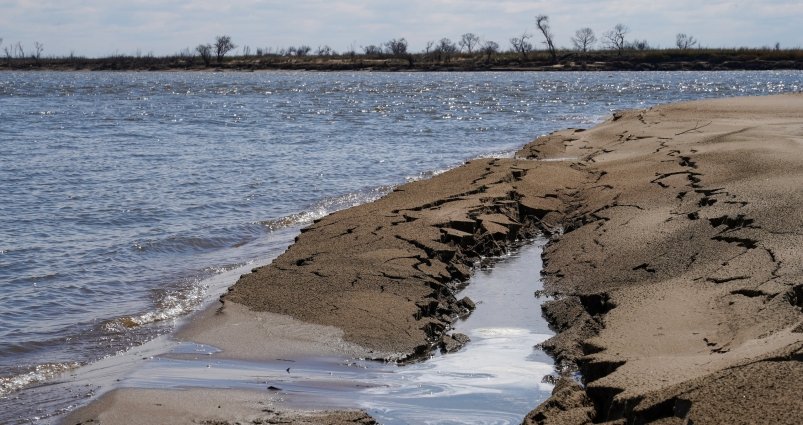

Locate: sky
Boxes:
[1,0,801,57]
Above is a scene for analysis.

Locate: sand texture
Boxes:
[66,94,803,424]
[65,388,377,425]
[224,155,587,360]
[522,94,803,424]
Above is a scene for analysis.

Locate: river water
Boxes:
[1,70,801,420]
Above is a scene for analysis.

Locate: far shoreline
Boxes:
[3,47,803,72]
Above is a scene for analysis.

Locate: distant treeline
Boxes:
[2,47,802,72]
[3,20,803,72]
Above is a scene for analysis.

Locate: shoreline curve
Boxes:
[67,93,803,424]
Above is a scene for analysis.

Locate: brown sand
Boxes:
[224,156,587,360]
[523,94,803,423]
[66,387,376,425]
[65,94,803,424]
[176,302,376,361]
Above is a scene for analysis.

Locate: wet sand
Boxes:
[67,387,376,424]
[66,94,803,424]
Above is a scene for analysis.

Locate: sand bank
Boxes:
[523,94,803,423]
[66,94,803,424]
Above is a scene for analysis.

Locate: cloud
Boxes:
[0,0,800,57]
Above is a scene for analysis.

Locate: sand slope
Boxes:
[524,94,803,424]
[224,157,588,360]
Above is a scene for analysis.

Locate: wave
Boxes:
[0,362,80,397]
[131,227,261,255]
[103,283,206,332]
[404,168,450,183]
[260,185,395,231]
[471,149,518,160]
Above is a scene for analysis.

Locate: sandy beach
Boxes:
[66,93,803,424]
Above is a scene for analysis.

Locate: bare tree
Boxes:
[384,38,408,56]
[196,44,212,65]
[509,32,533,60]
[571,28,596,53]
[384,38,413,65]
[631,39,650,50]
[0,39,14,64]
[603,24,628,55]
[676,33,698,50]
[481,40,499,63]
[214,35,236,63]
[33,41,44,60]
[316,45,335,56]
[3,44,12,62]
[362,44,383,56]
[424,41,435,55]
[435,38,458,63]
[535,15,557,62]
[459,33,481,54]
[15,42,25,58]
[295,45,311,56]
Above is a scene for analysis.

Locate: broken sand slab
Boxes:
[223,157,588,361]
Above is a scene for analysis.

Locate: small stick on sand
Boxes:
[675,120,712,135]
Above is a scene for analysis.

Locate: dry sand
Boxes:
[523,94,803,424]
[65,94,803,424]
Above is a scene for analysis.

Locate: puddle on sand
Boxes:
[125,240,555,424]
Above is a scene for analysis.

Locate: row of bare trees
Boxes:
[569,24,698,55]
[1,38,45,62]
[517,16,701,62]
[1,20,703,68]
[190,25,700,66]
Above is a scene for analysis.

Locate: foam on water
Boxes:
[259,185,396,231]
[0,362,80,398]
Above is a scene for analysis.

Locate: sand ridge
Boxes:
[524,94,803,424]
[224,157,589,361]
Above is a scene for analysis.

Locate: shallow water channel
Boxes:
[7,240,554,424]
[130,240,554,424]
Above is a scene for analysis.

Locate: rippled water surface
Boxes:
[0,70,801,400]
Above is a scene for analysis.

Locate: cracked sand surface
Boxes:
[526,94,803,424]
[225,158,588,360]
